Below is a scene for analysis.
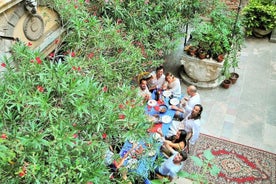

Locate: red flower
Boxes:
[27,42,32,46]
[30,60,34,63]
[19,171,25,177]
[116,19,122,24]
[71,52,76,57]
[49,52,55,58]
[88,52,94,59]
[85,0,90,4]
[118,48,123,53]
[84,19,89,23]
[36,57,42,64]
[54,39,59,44]
[87,141,92,145]
[119,104,125,109]
[102,133,107,139]
[74,5,78,9]
[73,134,78,138]
[1,133,7,139]
[72,66,81,71]
[72,123,77,127]
[102,86,108,92]
[37,86,44,92]
[119,114,126,119]
[1,63,6,67]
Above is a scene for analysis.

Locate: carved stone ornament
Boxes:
[23,14,44,41]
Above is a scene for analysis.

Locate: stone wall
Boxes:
[221,0,249,10]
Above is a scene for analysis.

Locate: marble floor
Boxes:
[164,37,276,183]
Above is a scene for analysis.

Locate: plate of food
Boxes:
[163,91,172,98]
[169,98,180,105]
[161,115,172,124]
[147,99,157,107]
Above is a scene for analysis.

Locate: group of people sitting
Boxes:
[103,66,203,183]
[138,66,203,181]
[137,66,182,103]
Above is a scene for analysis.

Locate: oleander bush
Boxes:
[0,0,190,183]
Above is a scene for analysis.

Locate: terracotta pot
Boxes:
[229,72,239,84]
[198,53,207,59]
[187,46,197,56]
[221,79,231,89]
[216,54,224,62]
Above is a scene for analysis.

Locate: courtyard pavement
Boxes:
[164,37,276,183]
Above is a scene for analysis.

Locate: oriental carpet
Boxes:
[182,133,276,184]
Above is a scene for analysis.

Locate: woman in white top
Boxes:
[164,72,181,98]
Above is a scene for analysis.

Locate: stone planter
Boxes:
[179,52,225,88]
[253,28,272,38]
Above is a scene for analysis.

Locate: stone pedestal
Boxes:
[179,53,225,88]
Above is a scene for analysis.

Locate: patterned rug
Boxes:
[182,133,276,184]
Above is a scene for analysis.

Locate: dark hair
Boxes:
[174,129,187,144]
[179,150,188,161]
[165,72,174,81]
[194,104,203,120]
[139,78,147,84]
[156,65,164,72]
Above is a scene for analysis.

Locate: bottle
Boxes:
[155,90,160,101]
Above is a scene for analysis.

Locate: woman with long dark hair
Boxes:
[157,129,187,156]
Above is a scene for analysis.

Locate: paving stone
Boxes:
[221,121,233,139]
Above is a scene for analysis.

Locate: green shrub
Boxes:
[242,0,276,36]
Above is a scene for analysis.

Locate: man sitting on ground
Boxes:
[154,143,188,181]
[137,78,151,103]
[170,85,201,120]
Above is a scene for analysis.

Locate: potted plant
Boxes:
[242,0,276,37]
[180,0,243,88]
[187,1,234,61]
[225,13,245,85]
[221,34,244,87]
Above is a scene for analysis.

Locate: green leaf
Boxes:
[177,170,191,177]
[191,156,203,167]
[203,149,214,161]
[210,165,221,176]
